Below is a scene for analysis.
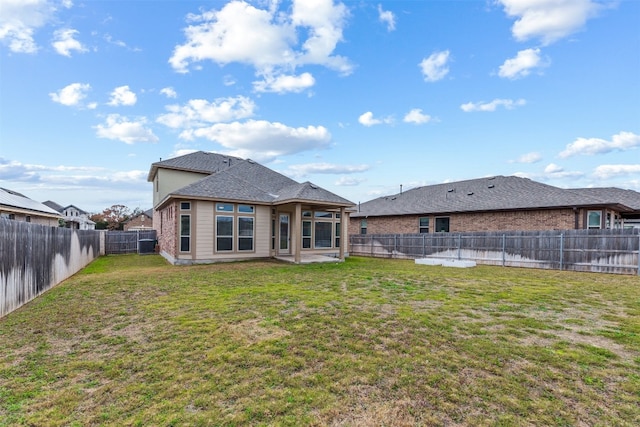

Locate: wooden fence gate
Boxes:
[104,230,157,255]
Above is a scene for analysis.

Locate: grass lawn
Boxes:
[1,255,639,426]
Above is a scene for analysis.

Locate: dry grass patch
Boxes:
[1,255,639,426]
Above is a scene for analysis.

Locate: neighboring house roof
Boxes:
[352,175,638,218]
[0,189,62,216]
[124,210,153,223]
[156,152,354,208]
[147,151,241,181]
[43,200,65,212]
[569,188,640,211]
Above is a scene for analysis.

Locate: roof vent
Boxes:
[447,188,455,193]
[310,184,318,189]
[467,192,474,196]
[488,184,495,189]
[391,197,397,200]
[247,159,255,164]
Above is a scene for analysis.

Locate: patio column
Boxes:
[294,202,301,264]
[339,207,346,261]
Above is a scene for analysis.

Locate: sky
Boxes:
[0,0,639,213]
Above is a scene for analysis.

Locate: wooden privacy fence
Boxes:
[349,229,640,275]
[105,230,156,255]
[1,219,101,317]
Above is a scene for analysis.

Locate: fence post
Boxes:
[457,234,461,260]
[394,235,397,258]
[502,234,506,267]
[422,233,426,257]
[637,234,640,276]
[559,233,564,271]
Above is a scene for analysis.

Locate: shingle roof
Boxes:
[167,158,355,207]
[569,188,640,210]
[43,200,65,212]
[0,189,62,216]
[351,175,635,218]
[147,151,241,181]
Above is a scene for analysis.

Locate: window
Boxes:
[435,217,450,233]
[360,219,367,235]
[419,217,429,233]
[181,202,191,210]
[302,220,312,248]
[216,216,233,251]
[238,205,254,214]
[302,211,312,218]
[26,216,31,223]
[180,214,190,252]
[315,211,333,218]
[216,203,233,212]
[315,222,332,248]
[335,222,341,248]
[238,217,254,251]
[587,211,602,229]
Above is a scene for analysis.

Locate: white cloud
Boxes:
[559,131,640,158]
[497,0,602,45]
[358,111,393,127]
[160,87,177,98]
[49,82,91,107]
[593,164,640,179]
[0,0,56,53]
[335,176,365,186]
[179,119,331,162]
[460,98,526,112]
[157,96,256,129]
[95,114,159,144]
[169,0,352,77]
[108,85,137,106]
[512,152,542,164]
[419,50,450,82]
[52,28,87,56]
[378,4,396,31]
[498,48,548,79]
[253,72,315,93]
[542,163,584,179]
[285,162,370,178]
[403,109,432,125]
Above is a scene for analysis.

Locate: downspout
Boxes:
[573,207,579,229]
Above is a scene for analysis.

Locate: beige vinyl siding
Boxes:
[154,169,209,207]
[195,201,214,259]
[254,205,271,257]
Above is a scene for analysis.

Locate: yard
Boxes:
[1,255,639,426]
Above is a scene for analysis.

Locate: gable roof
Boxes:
[147,151,241,181]
[352,175,637,218]
[1,189,62,217]
[160,156,354,208]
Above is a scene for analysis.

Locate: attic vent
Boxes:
[391,197,397,200]
[248,159,255,164]
[488,176,496,180]
[310,184,318,189]
[467,192,474,196]
[488,184,495,189]
[447,188,455,193]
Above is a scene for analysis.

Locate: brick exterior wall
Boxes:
[154,202,178,259]
[124,214,153,231]
[350,208,584,235]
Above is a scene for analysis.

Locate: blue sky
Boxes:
[1,0,639,213]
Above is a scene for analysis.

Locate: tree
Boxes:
[90,204,131,230]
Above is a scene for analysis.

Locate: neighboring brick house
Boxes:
[350,176,640,235]
[0,188,62,226]
[148,151,355,265]
[43,201,96,230]
[124,209,153,231]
